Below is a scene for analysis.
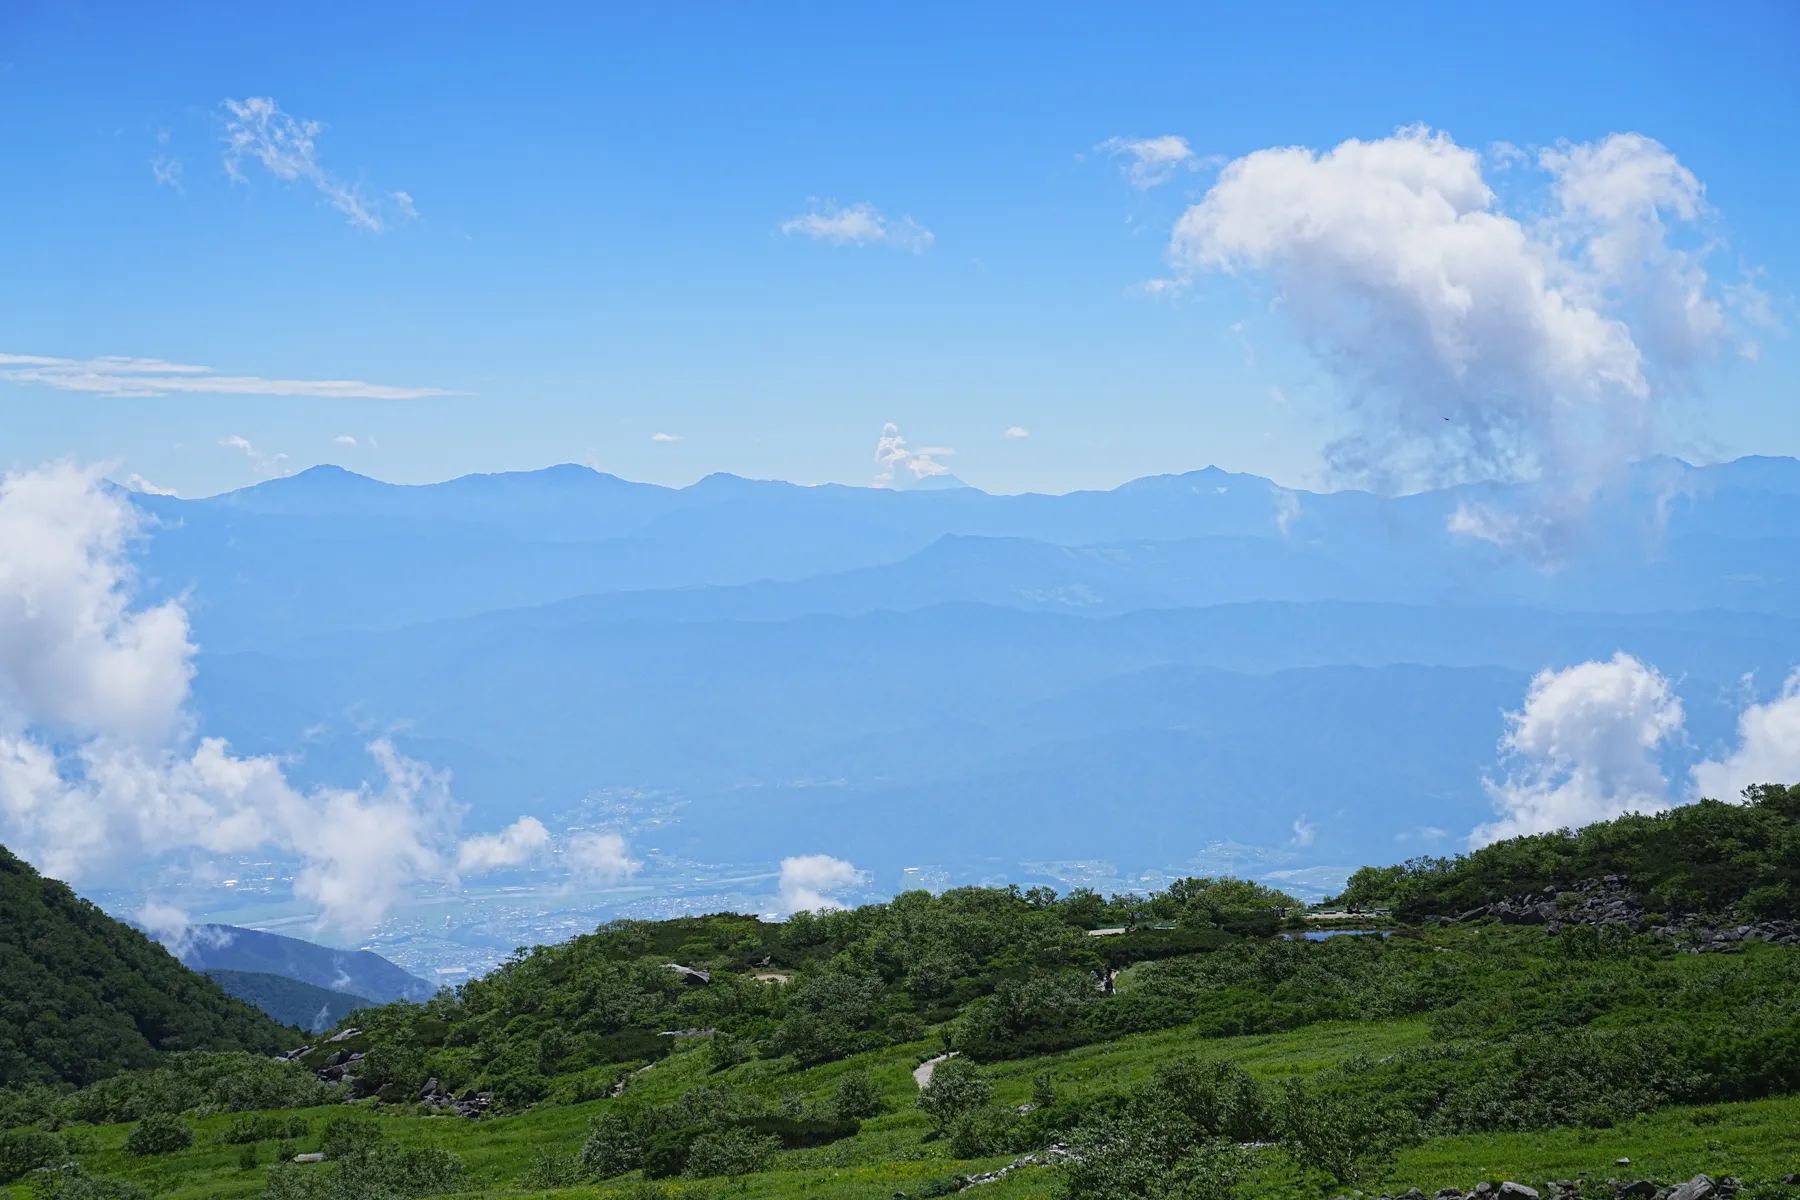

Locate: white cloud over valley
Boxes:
[778,854,862,913]
[0,463,629,931]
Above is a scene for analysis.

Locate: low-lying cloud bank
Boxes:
[0,463,635,931]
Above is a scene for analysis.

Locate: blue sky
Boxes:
[2,1,1796,497]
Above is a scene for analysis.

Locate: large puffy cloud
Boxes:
[1472,653,1683,846]
[778,854,862,914]
[1691,670,1800,802]
[1172,127,1743,553]
[0,464,620,931]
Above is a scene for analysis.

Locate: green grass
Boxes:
[16,1015,1798,1200]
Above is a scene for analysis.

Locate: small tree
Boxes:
[916,1056,991,1135]
[123,1112,192,1157]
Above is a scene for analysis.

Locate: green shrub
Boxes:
[221,1113,311,1144]
[237,1143,260,1171]
[515,1146,581,1188]
[949,1106,1023,1158]
[1275,1078,1416,1187]
[916,1056,991,1134]
[1150,1059,1271,1142]
[318,1113,383,1160]
[830,1070,884,1119]
[1058,1109,1257,1200]
[123,1112,192,1157]
[264,1144,466,1200]
[579,1112,643,1179]
[680,1126,779,1179]
[707,1032,751,1072]
[0,1128,66,1183]
[24,1164,149,1200]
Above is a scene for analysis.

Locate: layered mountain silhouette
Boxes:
[126,456,1800,876]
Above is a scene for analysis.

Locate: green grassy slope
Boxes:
[7,795,1800,1197]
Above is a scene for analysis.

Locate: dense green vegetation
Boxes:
[1336,783,1800,919]
[0,847,294,1089]
[203,972,373,1035]
[6,797,1800,1197]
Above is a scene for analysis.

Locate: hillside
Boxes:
[202,971,374,1034]
[4,801,1799,1197]
[0,846,294,1088]
[175,925,434,1005]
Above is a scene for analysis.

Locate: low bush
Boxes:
[830,1070,884,1119]
[23,1164,149,1200]
[680,1126,779,1179]
[221,1113,311,1144]
[123,1112,192,1157]
[264,1143,465,1200]
[0,1127,66,1183]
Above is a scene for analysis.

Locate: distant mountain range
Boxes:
[174,925,434,1005]
[124,456,1800,881]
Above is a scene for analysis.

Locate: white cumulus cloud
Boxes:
[0,353,449,400]
[874,423,952,485]
[1003,426,1030,440]
[778,853,863,914]
[223,96,416,232]
[456,816,551,873]
[1472,652,1683,847]
[1170,126,1750,555]
[1691,670,1800,802]
[782,201,933,252]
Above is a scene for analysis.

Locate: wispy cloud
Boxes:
[333,434,357,447]
[1098,135,1212,189]
[650,432,682,443]
[151,156,183,191]
[782,200,933,252]
[0,353,451,400]
[220,434,290,477]
[124,474,177,497]
[1003,426,1030,440]
[222,96,415,232]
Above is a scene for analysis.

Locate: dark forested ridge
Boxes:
[203,970,374,1034]
[0,845,293,1087]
